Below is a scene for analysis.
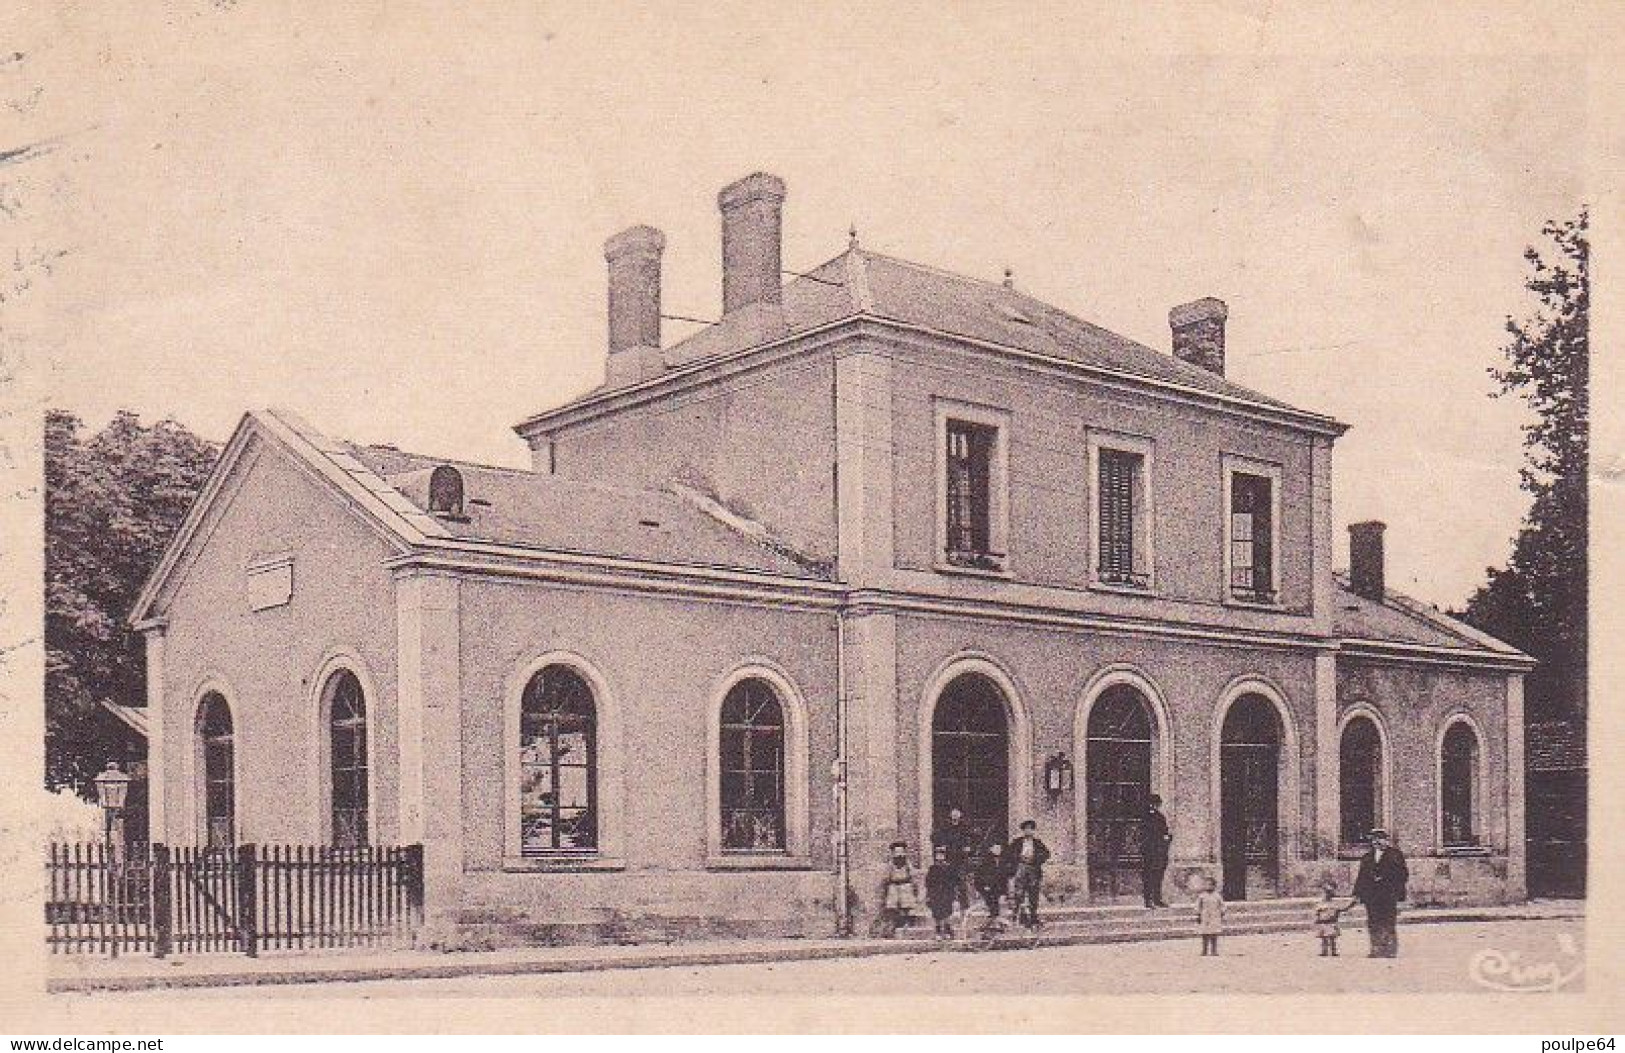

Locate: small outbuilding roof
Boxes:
[1331,573,1533,667]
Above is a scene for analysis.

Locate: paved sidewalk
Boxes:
[46,899,1584,994]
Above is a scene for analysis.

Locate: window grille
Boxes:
[327,670,369,848]
[520,666,598,855]
[719,679,787,852]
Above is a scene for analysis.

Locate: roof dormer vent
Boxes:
[428,465,466,520]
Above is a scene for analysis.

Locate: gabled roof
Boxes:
[129,408,827,626]
[1332,573,1534,669]
[520,245,1346,435]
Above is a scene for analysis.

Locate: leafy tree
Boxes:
[44,409,217,796]
[1461,211,1588,721]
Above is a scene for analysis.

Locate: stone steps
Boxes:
[892,897,1331,947]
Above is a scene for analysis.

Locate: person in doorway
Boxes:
[1193,872,1225,956]
[924,845,958,940]
[878,840,920,938]
[1141,794,1173,907]
[1352,827,1409,958]
[972,842,1009,933]
[930,807,975,926]
[1005,819,1051,929]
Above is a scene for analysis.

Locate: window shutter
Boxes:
[1098,450,1135,580]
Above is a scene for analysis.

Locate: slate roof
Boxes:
[538,246,1341,430]
[1331,573,1530,662]
[341,441,824,578]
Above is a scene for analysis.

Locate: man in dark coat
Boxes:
[1005,819,1051,928]
[931,807,975,918]
[1141,794,1173,908]
[1352,827,1409,957]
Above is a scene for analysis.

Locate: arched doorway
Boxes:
[1220,693,1281,900]
[931,672,1010,852]
[1085,684,1154,901]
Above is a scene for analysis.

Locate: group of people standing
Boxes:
[880,809,1051,939]
[879,799,1413,961]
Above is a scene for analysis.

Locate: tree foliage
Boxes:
[1461,211,1588,720]
[44,410,218,794]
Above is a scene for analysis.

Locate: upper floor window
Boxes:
[935,400,1010,573]
[1223,457,1282,604]
[1088,431,1155,590]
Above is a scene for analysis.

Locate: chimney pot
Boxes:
[1348,520,1387,602]
[603,224,665,361]
[718,172,786,315]
[1170,297,1228,375]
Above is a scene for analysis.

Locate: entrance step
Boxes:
[893,897,1323,946]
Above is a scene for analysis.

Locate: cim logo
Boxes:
[1468,932,1583,992]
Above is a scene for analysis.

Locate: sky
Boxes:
[8,2,1593,609]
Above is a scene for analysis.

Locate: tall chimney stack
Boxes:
[1348,520,1387,601]
[603,224,665,385]
[1169,297,1228,375]
[718,172,786,315]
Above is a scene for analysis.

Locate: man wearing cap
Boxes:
[1005,819,1051,929]
[1352,827,1409,957]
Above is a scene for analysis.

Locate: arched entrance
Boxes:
[931,672,1011,851]
[1085,684,1154,901]
[1220,692,1282,900]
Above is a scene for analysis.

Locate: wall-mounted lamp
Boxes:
[1043,751,1074,798]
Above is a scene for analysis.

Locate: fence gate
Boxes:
[47,842,424,957]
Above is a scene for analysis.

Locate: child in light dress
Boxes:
[1314,879,1354,956]
[1193,873,1224,956]
[879,840,920,937]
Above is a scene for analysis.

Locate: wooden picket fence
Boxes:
[46,841,424,957]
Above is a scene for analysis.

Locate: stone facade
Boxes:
[133,174,1534,944]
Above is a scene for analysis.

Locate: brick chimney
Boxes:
[1169,297,1228,375]
[719,172,786,315]
[1348,520,1386,601]
[603,224,665,386]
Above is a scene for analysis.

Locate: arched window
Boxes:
[1339,715,1382,848]
[520,665,597,854]
[1441,721,1480,848]
[719,678,786,852]
[325,670,368,848]
[196,692,235,849]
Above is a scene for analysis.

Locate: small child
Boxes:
[1193,873,1225,956]
[924,844,958,940]
[879,840,920,937]
[1314,880,1351,956]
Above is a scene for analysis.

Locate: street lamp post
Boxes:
[93,761,132,862]
[92,761,133,958]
